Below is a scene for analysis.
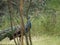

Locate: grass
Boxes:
[33,36,60,45]
[0,11,60,45]
[0,35,60,45]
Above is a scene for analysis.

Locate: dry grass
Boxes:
[0,35,60,45]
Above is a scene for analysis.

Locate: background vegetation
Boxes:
[0,0,60,36]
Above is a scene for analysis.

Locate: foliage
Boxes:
[0,0,60,36]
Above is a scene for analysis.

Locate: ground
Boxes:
[0,35,60,45]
